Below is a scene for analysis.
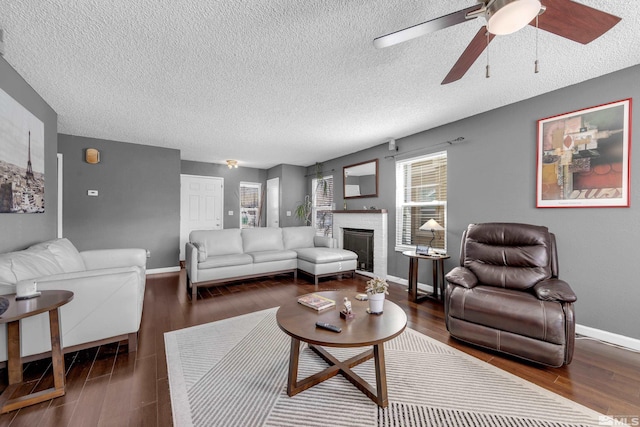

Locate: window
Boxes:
[240,182,262,228]
[312,175,333,236]
[395,151,447,252]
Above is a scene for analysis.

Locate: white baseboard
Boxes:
[147,266,181,275]
[388,275,640,352]
[575,324,640,352]
[387,275,434,293]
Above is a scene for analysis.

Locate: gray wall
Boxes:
[268,164,308,227]
[0,57,58,252]
[181,160,268,228]
[58,134,181,269]
[315,64,640,340]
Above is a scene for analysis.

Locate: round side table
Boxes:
[402,251,450,302]
[0,290,73,413]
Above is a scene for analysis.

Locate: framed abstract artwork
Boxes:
[0,88,45,213]
[536,98,631,208]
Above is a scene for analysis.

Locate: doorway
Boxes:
[267,177,280,228]
[179,175,224,260]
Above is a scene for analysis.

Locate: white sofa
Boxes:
[0,238,146,362]
[185,226,358,299]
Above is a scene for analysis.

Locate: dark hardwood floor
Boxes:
[1,271,639,426]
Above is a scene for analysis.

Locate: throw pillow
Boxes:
[192,242,207,262]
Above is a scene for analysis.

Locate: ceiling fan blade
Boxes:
[533,0,621,44]
[442,26,495,85]
[374,5,482,49]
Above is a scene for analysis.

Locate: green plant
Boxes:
[365,277,389,295]
[294,195,312,226]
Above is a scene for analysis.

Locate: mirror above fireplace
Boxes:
[343,159,378,199]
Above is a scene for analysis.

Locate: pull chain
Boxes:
[486,31,490,78]
[534,15,539,73]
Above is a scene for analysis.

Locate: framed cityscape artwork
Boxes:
[536,98,631,208]
[0,87,45,213]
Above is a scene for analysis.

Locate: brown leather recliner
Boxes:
[444,223,577,367]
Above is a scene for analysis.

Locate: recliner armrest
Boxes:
[533,279,577,303]
[445,267,478,289]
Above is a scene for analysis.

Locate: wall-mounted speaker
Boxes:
[388,138,397,151]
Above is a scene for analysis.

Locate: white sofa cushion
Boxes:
[30,238,86,273]
[191,229,243,256]
[192,242,207,262]
[242,228,284,253]
[199,253,253,269]
[249,250,298,264]
[0,254,17,284]
[282,226,316,249]
[295,247,358,264]
[10,249,64,282]
[0,238,86,286]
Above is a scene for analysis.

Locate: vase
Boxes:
[368,292,385,314]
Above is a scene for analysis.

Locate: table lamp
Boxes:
[419,219,444,254]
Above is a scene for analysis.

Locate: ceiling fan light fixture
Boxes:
[226,159,239,169]
[486,0,541,36]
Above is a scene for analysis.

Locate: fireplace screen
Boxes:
[343,228,374,272]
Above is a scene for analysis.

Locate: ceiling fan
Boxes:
[374,0,621,85]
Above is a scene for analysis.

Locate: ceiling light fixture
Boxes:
[226,159,239,169]
[485,0,542,35]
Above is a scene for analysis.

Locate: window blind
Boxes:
[396,152,447,250]
[312,176,334,237]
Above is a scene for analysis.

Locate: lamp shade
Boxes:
[486,0,541,36]
[419,219,444,232]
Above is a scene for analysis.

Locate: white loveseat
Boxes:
[0,238,146,362]
[185,226,357,299]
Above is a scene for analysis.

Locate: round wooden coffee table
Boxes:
[276,290,407,408]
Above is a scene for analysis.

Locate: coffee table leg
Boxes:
[7,321,22,385]
[287,338,300,396]
[373,343,388,408]
[49,308,66,392]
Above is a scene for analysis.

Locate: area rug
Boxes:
[165,308,614,427]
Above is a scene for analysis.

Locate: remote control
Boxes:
[315,321,342,333]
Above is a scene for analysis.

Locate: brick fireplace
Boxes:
[332,210,388,278]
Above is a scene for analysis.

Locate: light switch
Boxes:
[286,211,292,217]
[87,190,98,196]
[228,210,234,215]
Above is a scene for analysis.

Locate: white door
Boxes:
[267,177,280,228]
[180,175,224,260]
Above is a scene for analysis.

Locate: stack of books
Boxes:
[297,294,336,311]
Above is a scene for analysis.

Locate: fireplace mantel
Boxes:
[331,209,387,214]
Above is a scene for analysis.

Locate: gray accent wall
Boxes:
[267,164,307,227]
[58,134,181,269]
[181,160,268,228]
[317,64,640,340]
[0,57,58,252]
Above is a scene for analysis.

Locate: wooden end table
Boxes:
[276,290,407,408]
[402,251,450,302]
[0,290,74,413]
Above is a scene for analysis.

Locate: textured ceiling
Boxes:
[1,1,639,169]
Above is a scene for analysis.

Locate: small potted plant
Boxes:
[365,277,389,314]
